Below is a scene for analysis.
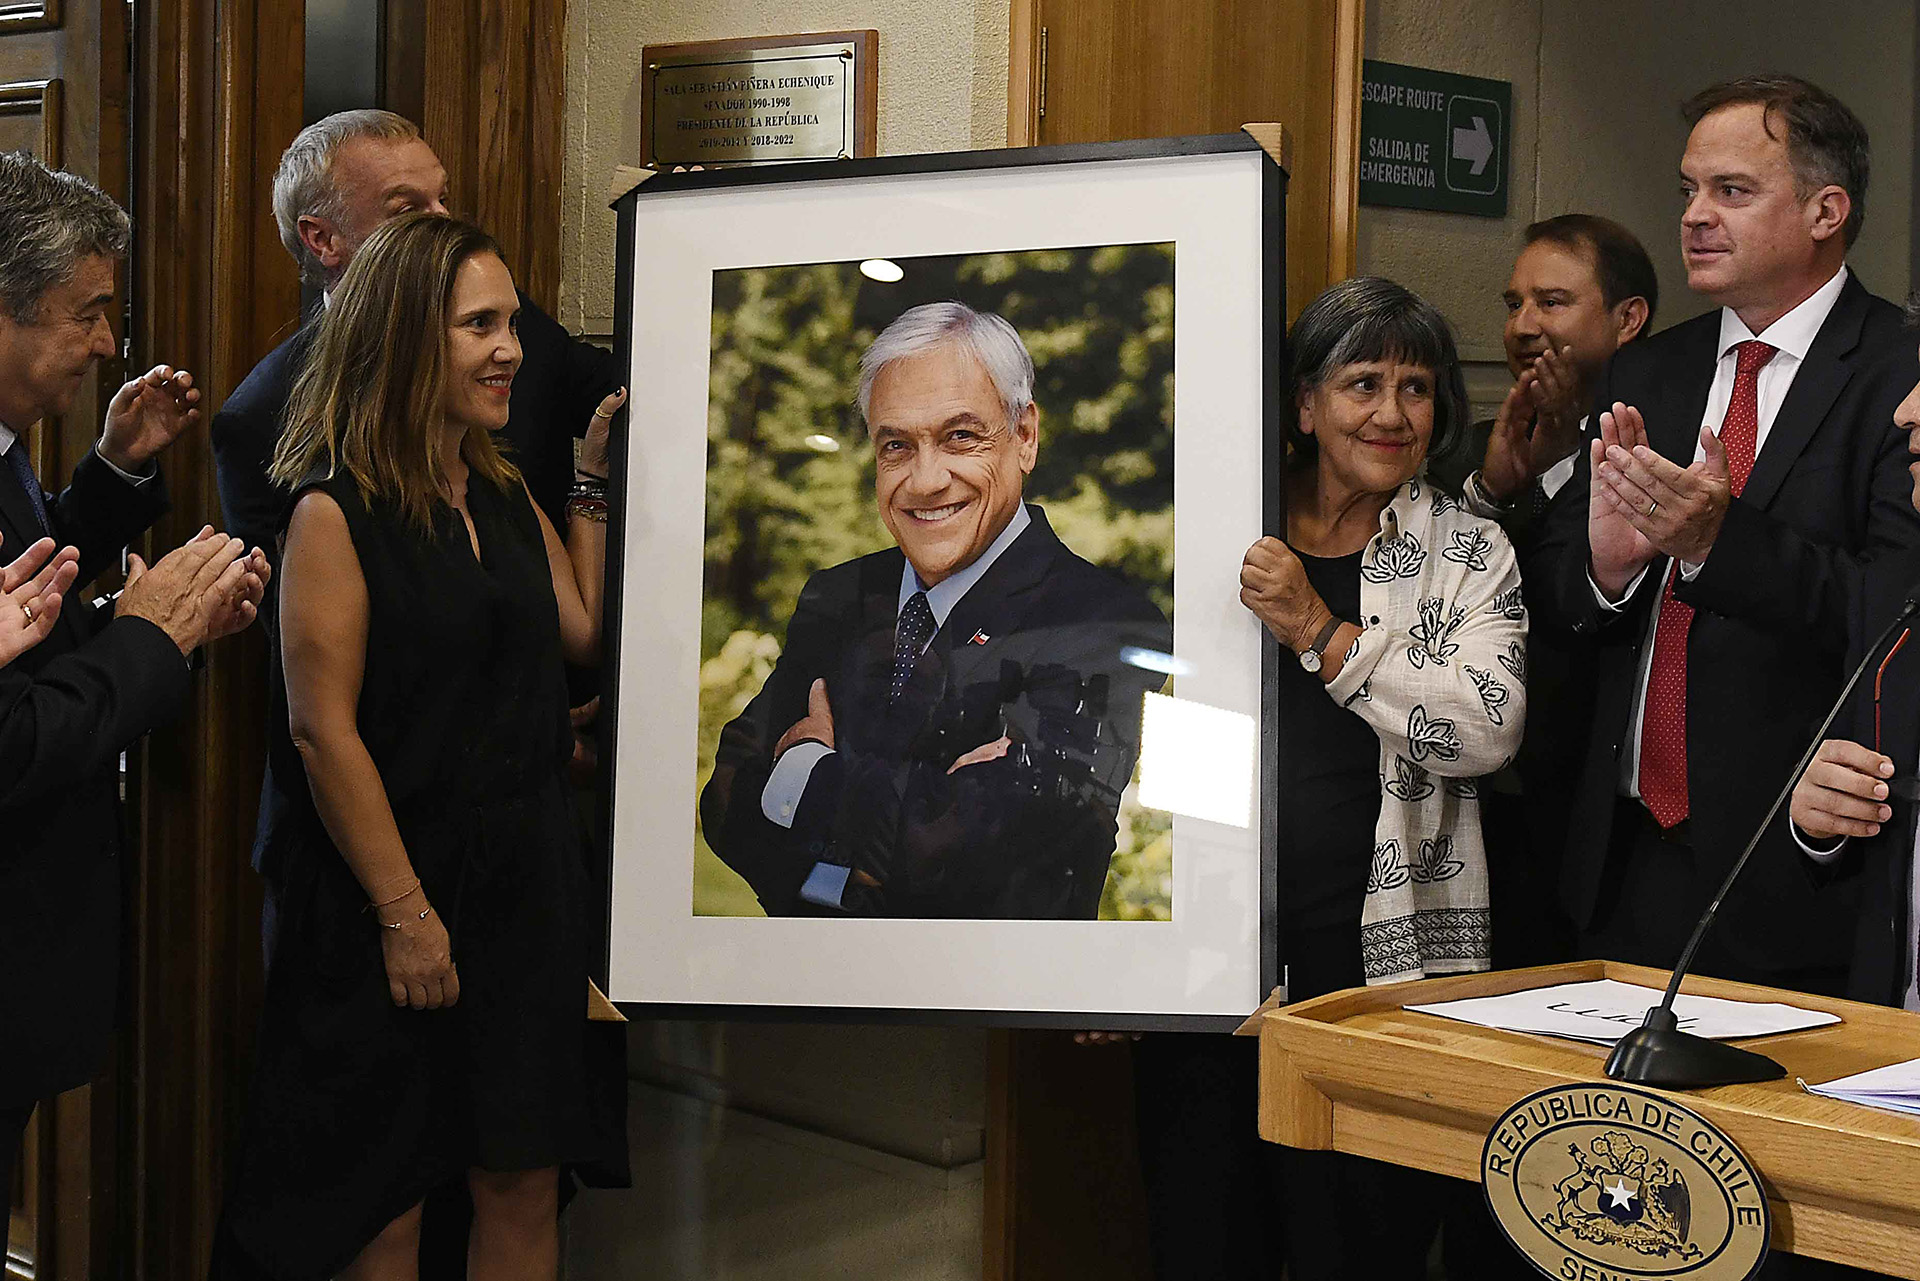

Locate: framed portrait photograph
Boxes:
[603,133,1285,1028]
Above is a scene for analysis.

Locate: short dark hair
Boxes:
[1282,276,1470,470]
[1682,75,1870,248]
[1523,214,1660,329]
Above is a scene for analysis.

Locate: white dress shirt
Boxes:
[1596,265,1850,796]
[762,502,1034,908]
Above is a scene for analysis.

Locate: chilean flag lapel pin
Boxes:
[969,629,990,646]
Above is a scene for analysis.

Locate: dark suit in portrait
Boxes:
[211,291,618,566]
[0,450,184,1182]
[702,504,1170,920]
[1533,272,1920,988]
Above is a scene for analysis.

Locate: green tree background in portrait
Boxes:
[694,243,1175,920]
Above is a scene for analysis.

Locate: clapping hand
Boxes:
[1480,345,1583,502]
[1595,412,1731,567]
[203,546,271,641]
[98,365,202,473]
[1585,404,1661,599]
[116,527,266,655]
[0,533,79,665]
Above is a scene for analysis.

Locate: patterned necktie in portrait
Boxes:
[890,590,936,702]
[3,441,49,534]
[1638,339,1776,828]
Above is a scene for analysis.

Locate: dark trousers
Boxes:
[1132,923,1536,1281]
[1584,799,1875,1279]
[1,1101,32,1222]
[1582,798,1848,997]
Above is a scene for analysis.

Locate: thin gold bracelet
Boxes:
[366,878,421,911]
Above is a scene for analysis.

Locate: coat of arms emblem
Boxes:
[1481,1084,1769,1281]
[1540,1130,1703,1262]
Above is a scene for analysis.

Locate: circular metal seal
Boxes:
[1481,1083,1771,1281]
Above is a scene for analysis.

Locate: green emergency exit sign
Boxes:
[1360,60,1511,217]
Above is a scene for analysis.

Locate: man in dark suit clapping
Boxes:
[702,302,1169,919]
[0,152,266,1208]
[1533,75,1920,997]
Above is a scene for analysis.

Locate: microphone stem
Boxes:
[1657,597,1920,1013]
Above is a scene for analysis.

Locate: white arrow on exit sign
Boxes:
[1451,116,1493,175]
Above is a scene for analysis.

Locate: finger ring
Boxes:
[20,600,33,624]
[1647,500,1659,518]
[592,408,614,419]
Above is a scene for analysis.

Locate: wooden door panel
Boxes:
[1027,0,1359,321]
[4,0,127,1273]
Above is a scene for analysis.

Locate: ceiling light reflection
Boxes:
[859,258,904,283]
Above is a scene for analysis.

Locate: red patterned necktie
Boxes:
[1637,339,1777,828]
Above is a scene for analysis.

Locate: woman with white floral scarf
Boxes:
[1231,276,1531,1279]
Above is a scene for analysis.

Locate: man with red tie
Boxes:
[1532,75,1920,998]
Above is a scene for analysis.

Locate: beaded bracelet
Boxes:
[568,494,610,524]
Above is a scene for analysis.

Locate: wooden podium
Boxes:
[1257,960,1920,1277]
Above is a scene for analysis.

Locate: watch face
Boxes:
[1299,649,1322,673]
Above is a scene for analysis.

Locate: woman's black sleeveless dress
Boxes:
[218,471,606,1279]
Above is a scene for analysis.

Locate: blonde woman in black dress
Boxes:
[216,213,625,1280]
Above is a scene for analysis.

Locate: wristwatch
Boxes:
[1298,616,1344,674]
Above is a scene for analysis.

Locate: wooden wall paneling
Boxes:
[390,0,568,317]
[127,0,303,1276]
[523,0,565,310]
[475,0,530,298]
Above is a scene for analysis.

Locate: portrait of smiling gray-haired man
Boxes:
[693,245,1176,922]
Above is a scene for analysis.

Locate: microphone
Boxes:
[1605,595,1920,1088]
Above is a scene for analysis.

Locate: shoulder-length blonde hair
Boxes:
[270,212,521,531]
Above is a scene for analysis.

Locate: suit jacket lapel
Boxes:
[1651,319,1720,466]
[0,454,42,549]
[1741,274,1867,511]
[0,457,92,650]
[936,506,1060,693]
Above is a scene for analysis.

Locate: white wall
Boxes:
[1362,0,1917,410]
[559,0,1011,334]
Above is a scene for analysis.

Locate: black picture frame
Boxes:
[602,131,1286,1031]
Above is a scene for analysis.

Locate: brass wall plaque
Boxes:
[1482,1084,1771,1281]
[640,31,878,169]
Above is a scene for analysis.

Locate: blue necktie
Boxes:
[3,442,48,533]
[890,591,936,702]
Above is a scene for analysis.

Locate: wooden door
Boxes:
[1011,0,1363,321]
[6,2,128,1275]
[383,0,569,314]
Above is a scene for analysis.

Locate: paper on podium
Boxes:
[1406,978,1839,1045]
[1804,1058,1920,1116]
